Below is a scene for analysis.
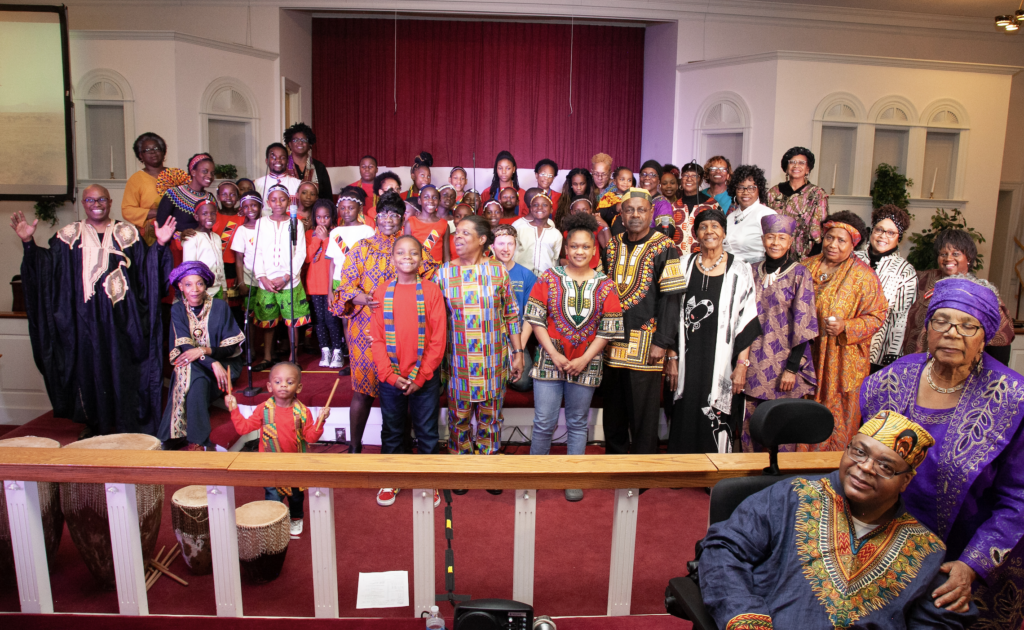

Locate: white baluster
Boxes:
[206,485,243,617]
[513,489,537,605]
[104,483,148,615]
[4,480,53,613]
[412,488,435,616]
[606,487,639,616]
[308,487,338,618]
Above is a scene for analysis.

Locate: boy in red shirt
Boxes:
[370,235,447,507]
[225,362,326,535]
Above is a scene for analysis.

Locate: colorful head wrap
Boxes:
[823,220,862,247]
[532,190,552,205]
[619,187,652,203]
[169,261,215,288]
[187,153,214,172]
[873,208,909,241]
[761,213,797,235]
[926,276,1002,343]
[156,168,190,195]
[858,411,935,470]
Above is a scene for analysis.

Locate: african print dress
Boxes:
[765,182,829,258]
[670,192,720,254]
[331,231,438,396]
[801,254,888,451]
[155,184,216,233]
[862,354,1024,629]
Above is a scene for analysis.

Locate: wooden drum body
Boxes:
[236,500,290,584]
[171,485,212,575]
[0,437,63,580]
[60,434,164,589]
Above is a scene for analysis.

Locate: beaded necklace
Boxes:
[384,279,426,380]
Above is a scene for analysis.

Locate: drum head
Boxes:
[64,434,161,451]
[236,500,288,527]
[0,436,60,449]
[172,485,209,508]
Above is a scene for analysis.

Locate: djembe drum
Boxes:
[60,434,164,589]
[236,500,290,584]
[171,485,212,575]
[0,436,63,580]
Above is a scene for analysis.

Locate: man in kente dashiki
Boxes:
[699,411,977,630]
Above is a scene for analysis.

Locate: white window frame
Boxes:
[200,77,260,180]
[866,96,920,196]
[74,69,136,181]
[920,99,970,200]
[811,92,869,195]
[692,91,751,166]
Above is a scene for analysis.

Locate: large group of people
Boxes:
[12,126,1023,627]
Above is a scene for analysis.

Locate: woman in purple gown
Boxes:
[861,275,1024,628]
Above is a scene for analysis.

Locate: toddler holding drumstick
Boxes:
[225,362,327,536]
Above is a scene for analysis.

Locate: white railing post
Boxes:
[412,488,435,616]
[104,482,148,615]
[606,487,639,616]
[512,489,536,605]
[4,480,53,613]
[308,487,339,618]
[206,485,243,617]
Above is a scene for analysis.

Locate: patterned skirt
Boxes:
[345,308,378,397]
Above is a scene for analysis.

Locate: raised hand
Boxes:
[154,216,178,246]
[10,211,37,243]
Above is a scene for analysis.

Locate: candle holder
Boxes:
[929,192,934,199]
[109,170,115,180]
[830,187,835,195]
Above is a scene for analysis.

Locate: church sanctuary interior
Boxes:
[1,0,1024,629]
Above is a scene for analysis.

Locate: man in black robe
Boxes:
[12,184,176,437]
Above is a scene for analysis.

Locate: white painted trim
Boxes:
[411,488,435,617]
[206,485,243,617]
[308,488,339,618]
[3,480,53,614]
[73,68,137,181]
[104,482,149,616]
[606,487,639,616]
[692,91,751,166]
[200,77,261,180]
[70,30,279,60]
[813,91,867,123]
[995,182,1024,305]
[867,95,921,125]
[512,489,536,606]
[678,51,1021,76]
[920,98,971,129]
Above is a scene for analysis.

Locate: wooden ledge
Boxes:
[707,452,843,475]
[0,449,241,485]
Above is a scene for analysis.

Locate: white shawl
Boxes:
[674,253,759,414]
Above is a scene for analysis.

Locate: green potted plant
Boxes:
[214,164,238,180]
[906,208,985,272]
[871,163,913,210]
[33,199,63,227]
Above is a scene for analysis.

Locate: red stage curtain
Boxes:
[312,18,645,171]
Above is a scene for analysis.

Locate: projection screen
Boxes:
[0,5,74,200]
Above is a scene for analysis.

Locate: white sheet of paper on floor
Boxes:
[356,570,410,609]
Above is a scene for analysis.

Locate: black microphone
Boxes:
[289,199,298,244]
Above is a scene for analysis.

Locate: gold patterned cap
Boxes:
[859,411,935,470]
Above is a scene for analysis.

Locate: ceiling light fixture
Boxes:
[997,1,1024,30]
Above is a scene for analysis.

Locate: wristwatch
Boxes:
[740,359,751,367]
[511,349,524,356]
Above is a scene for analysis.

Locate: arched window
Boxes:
[693,92,750,168]
[868,96,919,184]
[75,69,135,180]
[812,93,865,195]
[920,99,969,200]
[200,78,259,179]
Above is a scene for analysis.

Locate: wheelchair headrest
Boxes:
[749,398,834,448]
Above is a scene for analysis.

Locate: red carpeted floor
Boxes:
[0,412,702,627]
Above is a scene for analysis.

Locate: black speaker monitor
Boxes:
[453,598,533,630]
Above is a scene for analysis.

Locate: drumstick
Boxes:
[146,546,167,582]
[150,559,189,586]
[315,378,340,429]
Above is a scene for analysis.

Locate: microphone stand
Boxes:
[240,161,271,398]
[288,202,297,364]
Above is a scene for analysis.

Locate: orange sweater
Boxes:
[230,400,324,452]
[304,230,332,295]
[370,281,447,388]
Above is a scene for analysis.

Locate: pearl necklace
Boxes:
[925,359,965,394]
[698,251,724,274]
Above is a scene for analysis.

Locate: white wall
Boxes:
[640,21,677,163]
[279,8,313,126]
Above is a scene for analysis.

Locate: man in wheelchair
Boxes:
[698,411,977,629]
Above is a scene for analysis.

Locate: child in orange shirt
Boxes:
[225,362,326,535]
[305,199,346,368]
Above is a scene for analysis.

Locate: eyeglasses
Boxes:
[140,147,163,154]
[290,137,310,144]
[872,227,899,239]
[621,206,650,215]
[707,167,728,173]
[788,160,808,167]
[846,443,910,479]
[735,185,758,193]
[929,318,982,338]
[83,197,111,206]
[537,173,555,179]
[680,174,700,181]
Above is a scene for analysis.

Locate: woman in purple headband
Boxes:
[861,275,1024,627]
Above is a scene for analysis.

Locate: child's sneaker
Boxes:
[289,518,303,536]
[434,490,441,508]
[377,488,399,506]
[329,349,345,369]
[319,348,331,367]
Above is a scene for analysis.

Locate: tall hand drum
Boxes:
[0,436,63,580]
[60,434,164,589]
[236,500,290,584]
[171,485,212,575]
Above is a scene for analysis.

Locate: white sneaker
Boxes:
[329,349,345,369]
[377,488,399,506]
[289,518,303,536]
[319,348,331,367]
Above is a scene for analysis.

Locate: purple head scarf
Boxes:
[169,261,215,289]
[926,277,1001,343]
[761,213,796,235]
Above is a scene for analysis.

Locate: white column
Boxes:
[206,485,243,617]
[606,487,639,616]
[3,480,53,613]
[104,483,148,615]
[308,487,339,618]
[412,488,435,616]
[512,489,537,605]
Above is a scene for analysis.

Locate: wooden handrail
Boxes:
[0,449,842,488]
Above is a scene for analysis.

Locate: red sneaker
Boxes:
[376,488,399,506]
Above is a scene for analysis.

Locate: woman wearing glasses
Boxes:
[765,146,829,258]
[701,156,732,213]
[284,122,333,200]
[122,133,169,235]
[853,205,917,372]
[721,165,776,264]
[861,276,1024,627]
[901,228,1015,365]
[670,161,720,254]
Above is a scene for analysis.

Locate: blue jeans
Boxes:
[265,487,304,519]
[379,371,441,455]
[530,379,596,455]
